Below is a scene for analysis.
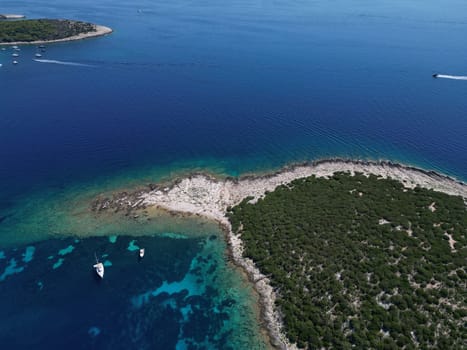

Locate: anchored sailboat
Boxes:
[93,254,104,279]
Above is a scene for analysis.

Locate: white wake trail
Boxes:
[33,59,94,67]
[435,74,467,80]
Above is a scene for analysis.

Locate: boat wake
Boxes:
[33,59,94,67]
[434,74,467,80]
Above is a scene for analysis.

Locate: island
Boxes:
[0,18,112,45]
[228,172,466,349]
[89,160,467,349]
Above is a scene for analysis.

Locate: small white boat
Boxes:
[93,254,104,278]
[94,262,104,278]
[12,53,19,57]
[12,60,18,65]
[12,45,18,49]
[139,248,145,258]
[35,53,42,58]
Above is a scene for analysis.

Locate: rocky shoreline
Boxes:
[90,159,467,349]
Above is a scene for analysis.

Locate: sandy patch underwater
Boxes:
[0,233,269,349]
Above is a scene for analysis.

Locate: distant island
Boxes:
[89,160,467,349]
[0,19,112,45]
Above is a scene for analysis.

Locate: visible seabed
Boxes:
[0,234,269,349]
[1,158,466,349]
[78,158,467,350]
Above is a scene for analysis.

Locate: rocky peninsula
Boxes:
[0,18,112,45]
[90,159,467,349]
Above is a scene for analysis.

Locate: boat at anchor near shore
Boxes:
[93,255,104,278]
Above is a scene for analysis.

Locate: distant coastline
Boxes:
[0,19,112,46]
[90,159,467,349]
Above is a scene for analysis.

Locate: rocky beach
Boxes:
[90,159,467,349]
[2,0,467,348]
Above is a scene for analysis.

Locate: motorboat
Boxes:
[139,248,145,258]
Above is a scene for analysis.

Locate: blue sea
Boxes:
[0,234,267,349]
[1,0,467,348]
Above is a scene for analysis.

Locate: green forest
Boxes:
[0,19,95,43]
[227,173,466,349]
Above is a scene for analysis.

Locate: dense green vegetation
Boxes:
[0,19,95,43]
[227,173,466,349]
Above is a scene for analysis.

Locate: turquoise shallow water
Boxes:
[0,234,267,349]
[1,0,467,347]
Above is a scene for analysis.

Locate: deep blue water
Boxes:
[1,0,467,205]
[1,0,467,348]
[0,234,266,349]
